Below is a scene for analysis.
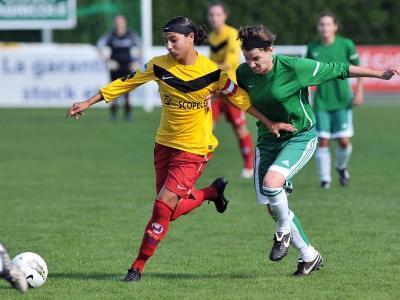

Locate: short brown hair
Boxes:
[318,11,339,25]
[237,25,276,50]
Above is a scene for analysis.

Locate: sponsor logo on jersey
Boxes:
[151,223,164,234]
[281,160,290,167]
[162,95,209,110]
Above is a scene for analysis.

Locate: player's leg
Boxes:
[125,144,174,282]
[126,145,228,281]
[0,242,28,293]
[263,131,322,274]
[211,99,223,129]
[332,109,354,186]
[315,110,332,188]
[224,103,254,178]
[123,93,132,121]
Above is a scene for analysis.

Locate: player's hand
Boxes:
[269,122,296,138]
[353,94,364,107]
[66,101,89,120]
[205,90,222,110]
[381,67,400,80]
[107,59,120,71]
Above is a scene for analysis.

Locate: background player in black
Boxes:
[97,15,141,121]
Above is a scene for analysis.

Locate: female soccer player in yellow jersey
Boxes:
[214,24,398,276]
[208,2,255,178]
[66,16,295,282]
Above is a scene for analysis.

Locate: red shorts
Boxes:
[154,143,212,198]
[212,98,246,128]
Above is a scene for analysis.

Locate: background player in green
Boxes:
[307,11,364,188]
[228,24,399,276]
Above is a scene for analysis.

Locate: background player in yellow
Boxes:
[307,12,364,188]
[208,2,255,179]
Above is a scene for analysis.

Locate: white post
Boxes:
[42,28,53,43]
[141,0,154,112]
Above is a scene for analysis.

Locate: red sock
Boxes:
[239,134,254,169]
[131,200,173,272]
[170,186,218,221]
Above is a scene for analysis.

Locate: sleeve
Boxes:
[294,58,350,88]
[96,32,111,48]
[217,70,251,112]
[235,67,247,91]
[223,30,241,72]
[99,60,157,103]
[347,39,360,66]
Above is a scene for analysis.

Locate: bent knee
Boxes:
[263,171,286,188]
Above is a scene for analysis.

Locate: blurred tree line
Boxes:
[0,0,399,45]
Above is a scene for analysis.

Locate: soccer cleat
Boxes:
[240,168,254,179]
[269,232,291,261]
[337,168,350,186]
[123,268,142,282]
[284,181,294,195]
[320,181,331,189]
[293,252,324,276]
[0,242,28,293]
[210,177,229,213]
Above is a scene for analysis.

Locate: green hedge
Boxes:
[0,0,398,45]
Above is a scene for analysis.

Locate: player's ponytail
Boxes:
[163,16,208,46]
[194,24,208,46]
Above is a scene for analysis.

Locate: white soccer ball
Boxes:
[12,252,48,288]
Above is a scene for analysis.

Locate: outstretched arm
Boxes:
[349,65,400,80]
[66,60,156,120]
[206,89,295,138]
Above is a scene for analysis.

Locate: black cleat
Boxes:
[284,181,294,195]
[0,242,28,293]
[337,168,350,186]
[293,252,324,276]
[269,232,291,261]
[210,177,229,213]
[123,268,141,282]
[320,181,331,189]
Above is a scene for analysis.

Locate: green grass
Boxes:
[0,107,399,299]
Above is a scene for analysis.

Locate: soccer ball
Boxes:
[12,252,48,288]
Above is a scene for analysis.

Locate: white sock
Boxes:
[336,144,352,170]
[289,210,317,262]
[263,186,290,234]
[316,147,331,182]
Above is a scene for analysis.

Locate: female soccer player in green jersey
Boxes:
[225,25,399,276]
[307,11,364,188]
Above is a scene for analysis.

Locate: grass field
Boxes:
[0,107,399,299]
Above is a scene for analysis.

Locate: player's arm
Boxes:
[211,72,296,137]
[296,57,399,87]
[66,61,156,119]
[347,40,364,106]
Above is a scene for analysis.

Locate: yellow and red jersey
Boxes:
[208,24,241,80]
[99,53,250,155]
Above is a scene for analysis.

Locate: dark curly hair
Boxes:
[164,16,208,46]
[237,25,276,50]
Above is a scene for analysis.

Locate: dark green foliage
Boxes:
[0,1,398,45]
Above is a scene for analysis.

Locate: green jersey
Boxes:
[306,35,360,111]
[236,55,349,139]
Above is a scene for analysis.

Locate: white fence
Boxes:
[0,44,306,108]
